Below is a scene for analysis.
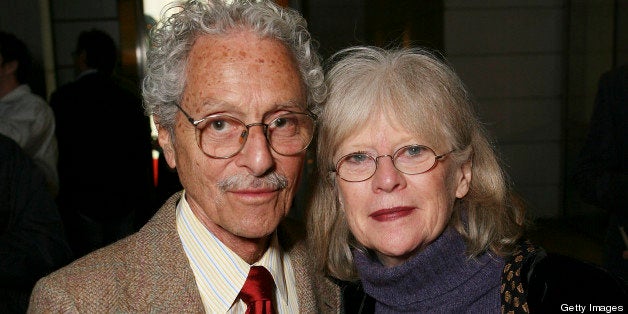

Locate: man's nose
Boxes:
[235,124,275,177]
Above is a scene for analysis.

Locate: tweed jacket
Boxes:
[28,192,320,313]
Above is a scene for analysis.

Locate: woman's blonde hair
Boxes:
[307,46,525,281]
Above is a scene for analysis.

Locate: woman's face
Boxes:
[334,112,472,267]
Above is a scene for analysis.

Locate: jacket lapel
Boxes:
[122,192,205,312]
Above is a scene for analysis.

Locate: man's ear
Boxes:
[156,118,176,169]
[455,159,472,199]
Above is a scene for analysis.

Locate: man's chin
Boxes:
[235,225,277,241]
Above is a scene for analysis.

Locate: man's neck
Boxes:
[187,203,272,264]
[0,78,19,99]
[217,231,271,264]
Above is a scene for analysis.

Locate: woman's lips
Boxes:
[369,206,414,221]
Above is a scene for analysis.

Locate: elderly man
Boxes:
[28,0,326,312]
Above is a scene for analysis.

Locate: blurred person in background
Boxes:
[49,28,154,258]
[0,133,72,314]
[0,31,59,196]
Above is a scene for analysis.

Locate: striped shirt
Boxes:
[176,192,299,313]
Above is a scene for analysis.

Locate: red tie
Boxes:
[239,266,275,314]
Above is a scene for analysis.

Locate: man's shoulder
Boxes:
[18,89,47,105]
[52,233,136,269]
[27,192,199,312]
[31,235,134,304]
[49,81,81,108]
[30,217,175,299]
[29,229,200,312]
[52,77,84,93]
[3,85,47,108]
[36,197,182,284]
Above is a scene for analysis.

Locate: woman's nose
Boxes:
[371,156,406,193]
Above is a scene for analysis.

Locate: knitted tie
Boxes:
[239,266,275,314]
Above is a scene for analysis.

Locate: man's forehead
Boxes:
[189,31,290,60]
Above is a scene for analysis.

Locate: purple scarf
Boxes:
[353,228,504,313]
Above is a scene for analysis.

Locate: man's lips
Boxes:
[230,188,278,196]
[228,188,281,203]
[369,206,415,221]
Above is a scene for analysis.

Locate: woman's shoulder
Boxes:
[502,239,628,313]
[501,239,540,313]
[337,278,375,314]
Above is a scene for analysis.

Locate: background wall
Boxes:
[445,1,566,219]
[306,0,626,223]
[1,0,625,229]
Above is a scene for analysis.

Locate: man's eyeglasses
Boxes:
[175,103,316,159]
[333,145,454,182]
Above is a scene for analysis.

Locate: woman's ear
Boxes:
[455,159,472,199]
[330,172,346,211]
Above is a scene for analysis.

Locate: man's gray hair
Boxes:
[142,0,325,132]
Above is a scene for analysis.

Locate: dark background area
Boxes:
[1,0,626,266]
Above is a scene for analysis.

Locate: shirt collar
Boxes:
[75,69,98,80]
[177,191,289,312]
[0,84,30,103]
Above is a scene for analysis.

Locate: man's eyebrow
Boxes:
[272,100,305,111]
[198,98,230,111]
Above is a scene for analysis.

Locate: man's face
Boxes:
[159,31,307,246]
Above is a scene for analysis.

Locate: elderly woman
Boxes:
[308,46,627,313]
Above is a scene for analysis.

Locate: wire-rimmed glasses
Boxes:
[175,103,316,159]
[333,145,454,182]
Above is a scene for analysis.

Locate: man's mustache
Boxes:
[217,172,288,191]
